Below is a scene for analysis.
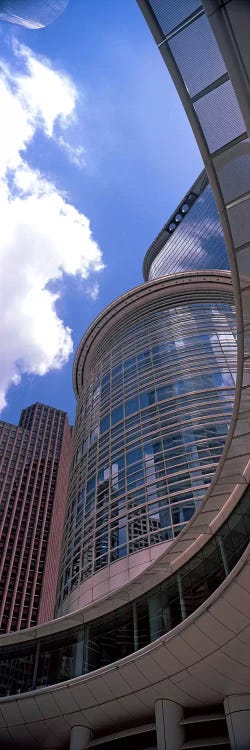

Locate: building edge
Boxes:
[38,417,72,624]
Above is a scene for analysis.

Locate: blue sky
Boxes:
[1,0,203,426]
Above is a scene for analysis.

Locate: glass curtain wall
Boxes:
[56,290,236,612]
[148,184,229,280]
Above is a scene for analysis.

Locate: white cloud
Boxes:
[13,41,77,136]
[86,281,100,302]
[56,136,86,168]
[0,42,104,412]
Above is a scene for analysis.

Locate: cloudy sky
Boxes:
[0,0,202,425]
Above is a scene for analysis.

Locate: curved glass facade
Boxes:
[0,0,68,28]
[147,183,229,280]
[1,482,249,697]
[56,286,236,614]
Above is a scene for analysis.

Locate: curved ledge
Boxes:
[0,482,249,699]
[0,489,250,747]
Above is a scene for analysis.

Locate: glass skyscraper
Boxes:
[55,171,236,617]
[143,170,229,280]
[56,262,236,616]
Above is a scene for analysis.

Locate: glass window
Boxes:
[125,396,139,417]
[101,374,110,398]
[140,390,155,409]
[36,630,85,688]
[90,425,99,445]
[0,643,36,696]
[161,577,181,631]
[88,605,134,672]
[82,437,88,454]
[111,405,124,425]
[87,476,95,495]
[127,446,143,465]
[157,384,173,401]
[100,414,110,434]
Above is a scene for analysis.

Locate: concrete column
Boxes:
[70,725,91,750]
[155,699,184,750]
[224,695,250,750]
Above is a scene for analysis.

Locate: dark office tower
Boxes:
[143,170,229,280]
[56,272,236,617]
[0,0,68,28]
[0,403,72,633]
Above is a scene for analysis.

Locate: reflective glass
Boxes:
[149,185,229,280]
[57,292,236,608]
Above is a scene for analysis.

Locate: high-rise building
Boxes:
[0,2,249,749]
[143,170,229,280]
[0,403,72,632]
[56,271,236,617]
[0,0,68,28]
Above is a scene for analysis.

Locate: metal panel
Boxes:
[148,0,201,36]
[169,14,226,97]
[194,79,246,153]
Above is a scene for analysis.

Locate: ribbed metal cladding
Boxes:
[148,0,202,37]
[56,276,236,616]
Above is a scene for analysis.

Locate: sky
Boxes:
[0,0,203,426]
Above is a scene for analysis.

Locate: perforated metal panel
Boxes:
[228,198,250,249]
[214,140,250,204]
[148,0,201,36]
[169,14,227,97]
[194,79,246,153]
[236,247,250,277]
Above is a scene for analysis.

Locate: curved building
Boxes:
[0,0,68,28]
[0,2,250,750]
[56,272,236,616]
[143,170,229,280]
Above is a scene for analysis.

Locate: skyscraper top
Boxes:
[143,169,229,281]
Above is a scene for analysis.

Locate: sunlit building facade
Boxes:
[56,273,236,616]
[0,403,72,633]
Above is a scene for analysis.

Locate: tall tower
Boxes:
[56,173,237,617]
[0,403,72,632]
